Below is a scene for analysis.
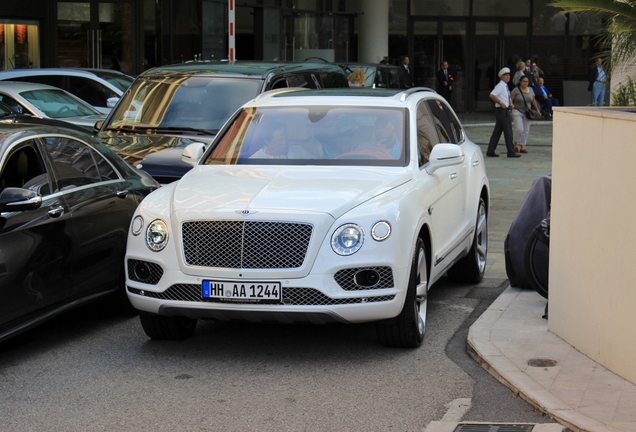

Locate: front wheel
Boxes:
[447,197,488,283]
[139,313,197,340]
[376,238,428,348]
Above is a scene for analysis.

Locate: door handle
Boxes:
[472,160,480,167]
[450,172,458,180]
[47,205,65,218]
[116,189,129,199]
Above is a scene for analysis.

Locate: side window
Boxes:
[374,69,387,88]
[416,102,439,166]
[11,75,66,89]
[0,94,27,113]
[42,136,117,189]
[68,77,114,108]
[270,78,289,89]
[386,68,401,89]
[0,140,51,195]
[288,73,322,89]
[425,99,459,144]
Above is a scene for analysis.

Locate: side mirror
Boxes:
[181,142,206,166]
[93,120,104,134]
[426,143,465,174]
[0,187,42,212]
[106,97,119,108]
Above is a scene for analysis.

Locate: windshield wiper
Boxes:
[153,126,217,135]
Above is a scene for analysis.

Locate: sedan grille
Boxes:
[182,221,312,269]
[128,285,394,306]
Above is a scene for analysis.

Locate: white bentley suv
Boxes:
[125,87,490,348]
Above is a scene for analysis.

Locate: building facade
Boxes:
[1,0,602,112]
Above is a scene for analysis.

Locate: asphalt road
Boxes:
[0,123,556,431]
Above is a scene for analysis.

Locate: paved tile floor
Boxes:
[449,117,636,432]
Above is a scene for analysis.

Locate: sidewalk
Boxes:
[455,116,636,432]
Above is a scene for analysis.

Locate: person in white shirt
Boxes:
[487,68,521,158]
[589,57,607,106]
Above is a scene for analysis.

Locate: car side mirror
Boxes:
[0,187,42,212]
[181,142,206,166]
[93,120,104,134]
[426,143,465,174]
[106,97,119,108]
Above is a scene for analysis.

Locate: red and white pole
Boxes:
[228,0,235,62]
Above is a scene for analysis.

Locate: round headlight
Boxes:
[371,220,391,241]
[331,223,364,256]
[131,215,144,236]
[145,219,169,252]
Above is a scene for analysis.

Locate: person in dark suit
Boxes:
[436,60,454,104]
[533,77,559,119]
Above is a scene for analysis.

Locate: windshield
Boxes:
[21,89,102,118]
[202,106,407,167]
[105,76,263,134]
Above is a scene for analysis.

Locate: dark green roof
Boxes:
[141,61,345,79]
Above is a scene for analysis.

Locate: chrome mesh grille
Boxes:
[128,285,394,306]
[182,221,312,269]
[127,259,164,285]
[334,267,394,290]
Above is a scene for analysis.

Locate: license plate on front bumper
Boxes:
[202,280,281,302]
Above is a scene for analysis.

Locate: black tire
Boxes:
[376,238,428,348]
[524,224,550,299]
[447,198,488,283]
[139,313,197,340]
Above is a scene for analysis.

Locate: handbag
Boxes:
[522,91,542,120]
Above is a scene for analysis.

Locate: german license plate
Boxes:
[202,280,281,302]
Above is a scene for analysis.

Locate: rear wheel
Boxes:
[376,238,428,348]
[448,197,488,283]
[139,313,197,340]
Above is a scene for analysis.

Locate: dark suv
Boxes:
[97,61,348,183]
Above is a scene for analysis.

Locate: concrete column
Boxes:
[358,0,389,63]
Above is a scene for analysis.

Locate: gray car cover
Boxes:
[504,174,551,288]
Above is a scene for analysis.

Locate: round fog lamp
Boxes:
[371,221,391,241]
[131,215,144,236]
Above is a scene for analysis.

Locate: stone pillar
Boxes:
[358,0,389,63]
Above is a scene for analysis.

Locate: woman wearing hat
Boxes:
[486,67,521,158]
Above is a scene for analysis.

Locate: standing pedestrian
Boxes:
[436,60,454,104]
[487,68,521,158]
[511,75,541,154]
[588,57,607,106]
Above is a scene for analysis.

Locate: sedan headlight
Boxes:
[145,219,169,252]
[331,223,364,256]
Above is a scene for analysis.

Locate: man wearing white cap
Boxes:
[487,67,521,158]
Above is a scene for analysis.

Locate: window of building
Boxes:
[0,21,40,71]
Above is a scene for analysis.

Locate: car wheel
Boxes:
[139,312,197,340]
[447,197,487,283]
[376,237,428,348]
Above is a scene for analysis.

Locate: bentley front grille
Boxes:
[182,221,312,269]
[128,285,395,306]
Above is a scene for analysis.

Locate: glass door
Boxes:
[56,1,134,73]
[412,20,467,112]
[473,21,528,112]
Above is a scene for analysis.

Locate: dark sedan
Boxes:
[0,121,158,343]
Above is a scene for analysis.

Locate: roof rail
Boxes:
[399,87,436,102]
[253,87,308,102]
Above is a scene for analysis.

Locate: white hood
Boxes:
[171,165,411,219]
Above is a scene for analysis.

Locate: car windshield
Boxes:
[105,76,263,134]
[202,106,407,167]
[21,89,102,118]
